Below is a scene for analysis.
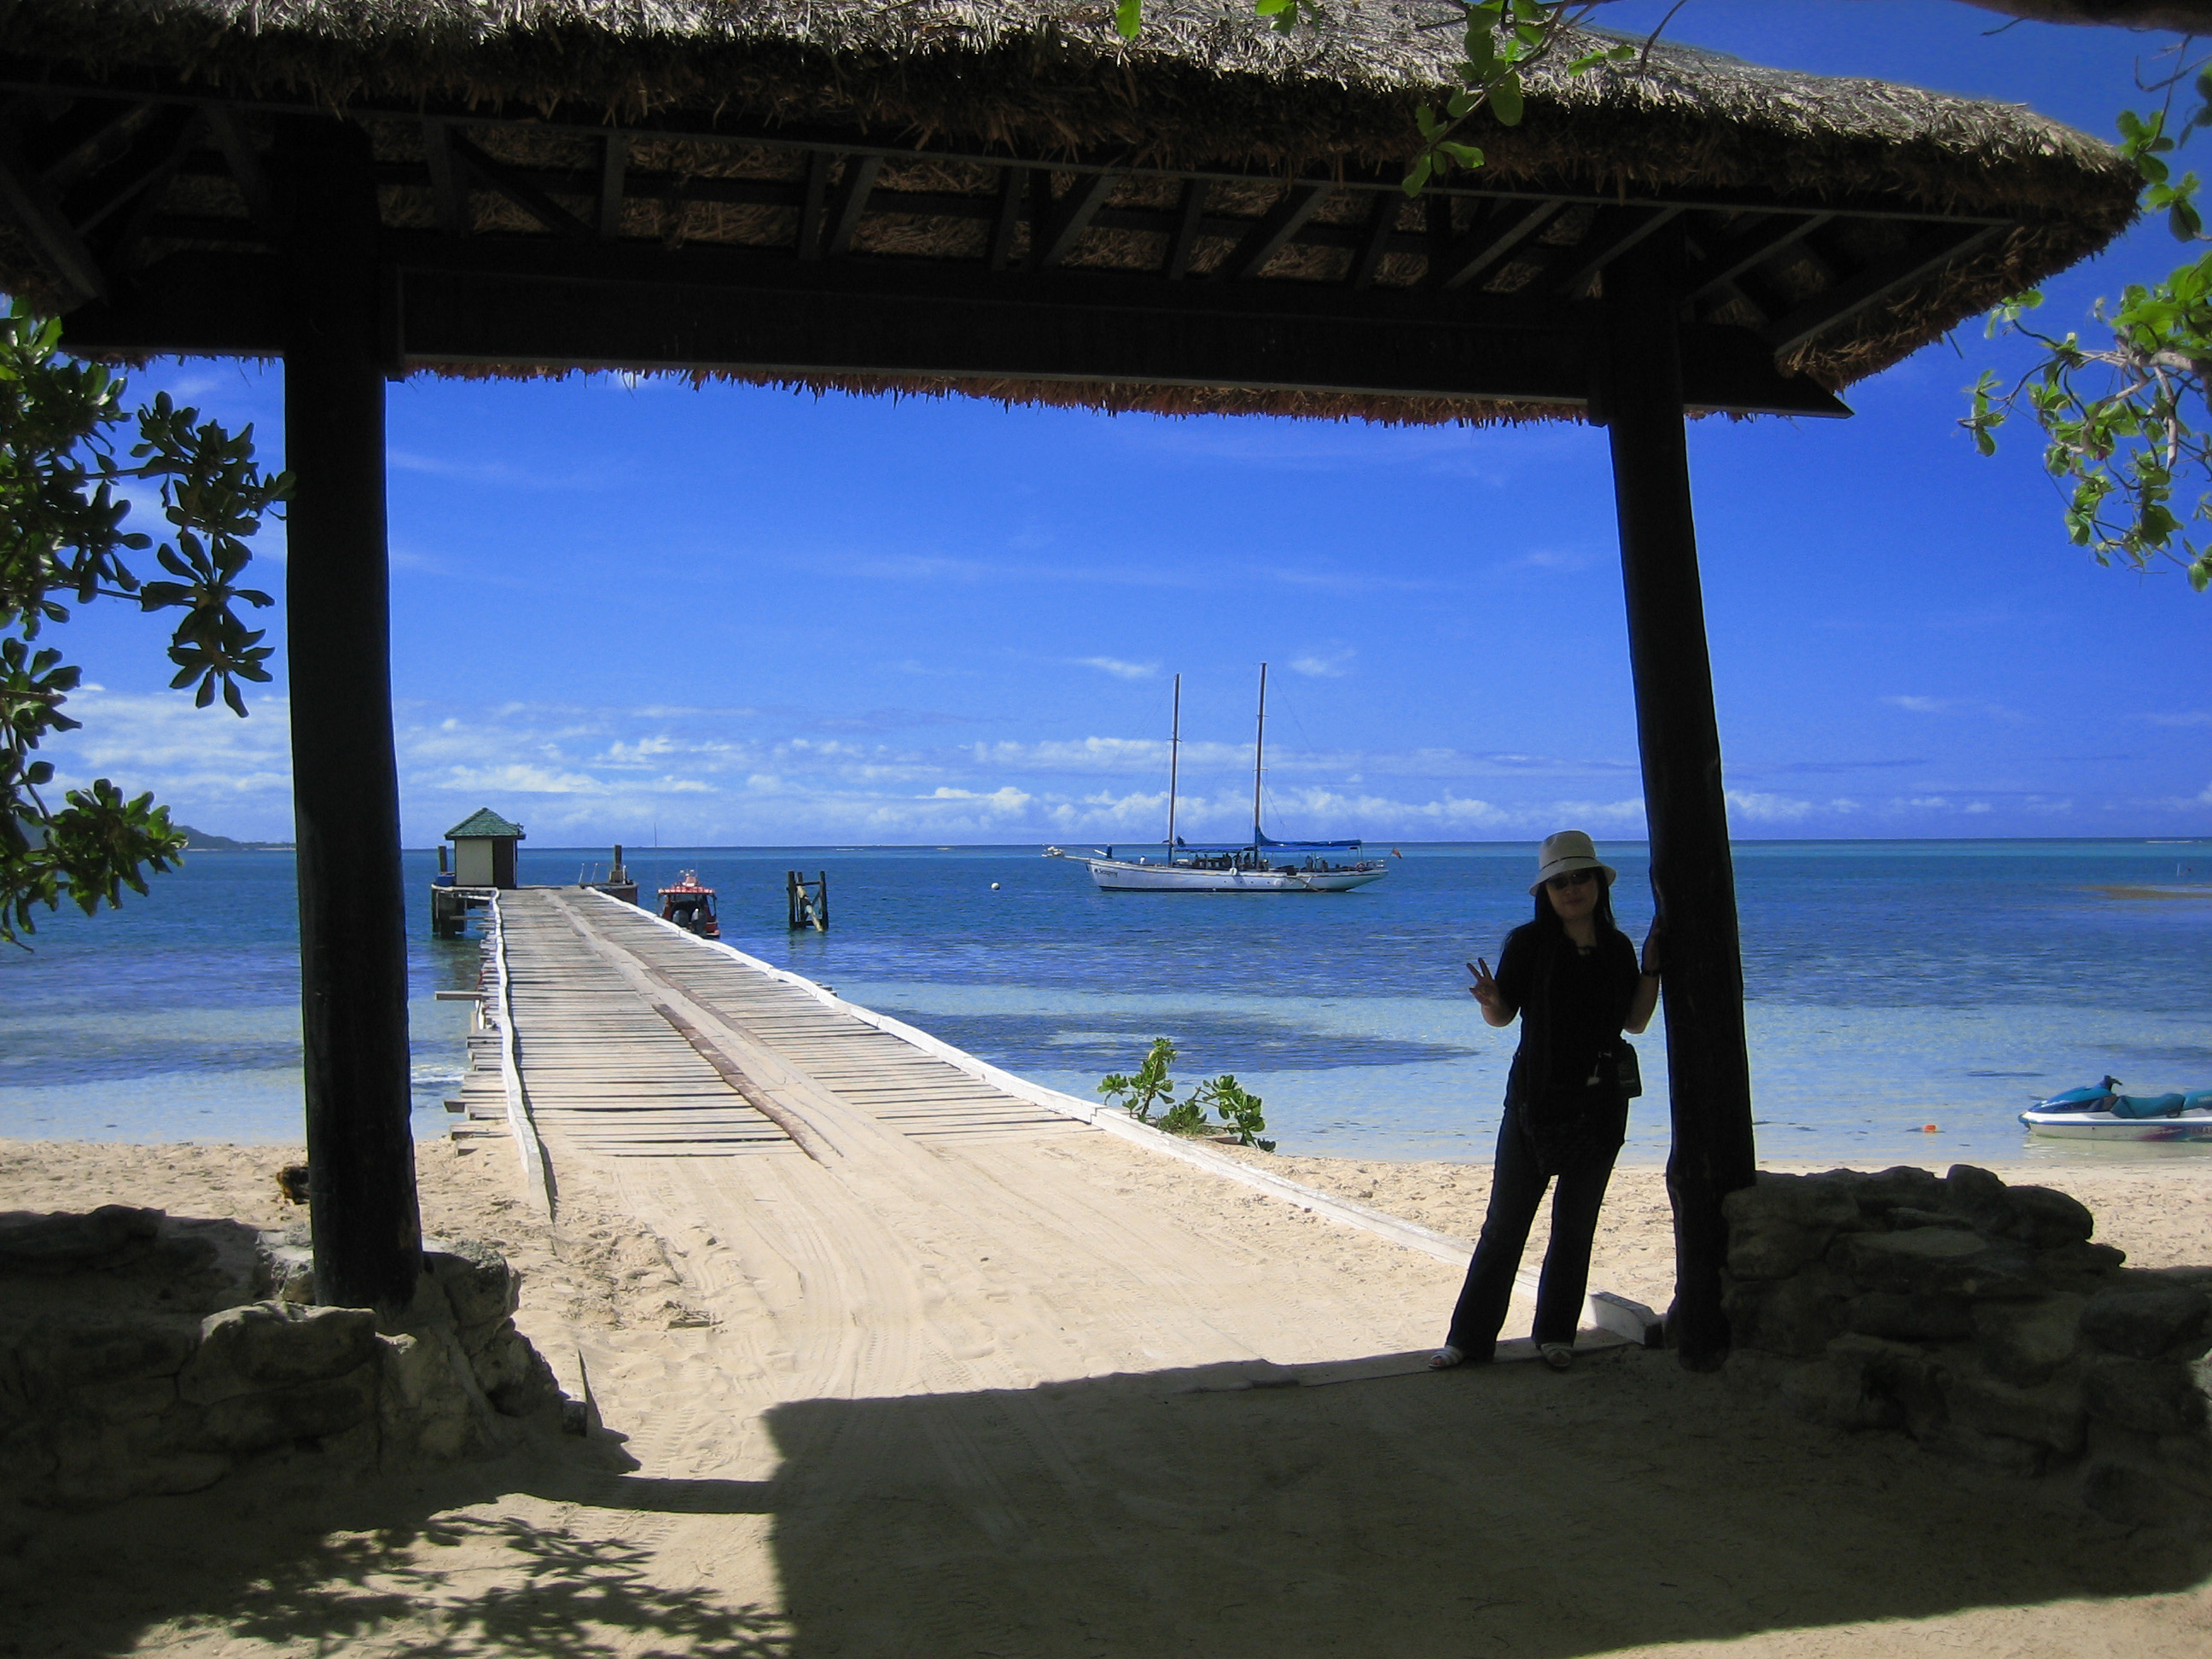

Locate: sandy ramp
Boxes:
[3,1132,2211,1655]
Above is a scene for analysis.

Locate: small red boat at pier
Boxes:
[658,872,720,939]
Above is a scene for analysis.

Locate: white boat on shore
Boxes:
[2019,1077,2212,1142]
[1045,664,1390,894]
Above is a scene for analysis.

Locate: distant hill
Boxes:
[178,824,294,852]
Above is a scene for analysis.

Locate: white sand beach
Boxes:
[2,1129,2209,1658]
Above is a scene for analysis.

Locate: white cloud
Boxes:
[1288,649,1356,678]
[1073,656,1159,681]
[1882,695,2023,724]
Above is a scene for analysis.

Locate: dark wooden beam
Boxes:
[1601,229,1756,1372]
[422,120,465,237]
[1165,178,1208,280]
[823,154,879,259]
[96,108,201,271]
[1684,211,1832,307]
[272,115,422,1318]
[203,105,272,229]
[19,95,148,191]
[987,165,1024,270]
[63,103,194,237]
[1432,198,1562,291]
[597,131,626,239]
[0,125,104,302]
[1761,223,2003,357]
[1220,183,1334,281]
[1031,170,1116,269]
[61,241,1854,418]
[1553,204,1683,297]
[795,148,830,259]
[447,130,591,240]
[1349,191,1400,290]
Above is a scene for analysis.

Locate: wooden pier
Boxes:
[447,888,1091,1170]
[447,887,1660,1349]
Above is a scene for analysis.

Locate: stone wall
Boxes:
[0,1206,566,1512]
[1722,1166,2212,1529]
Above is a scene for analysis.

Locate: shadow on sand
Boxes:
[4,1348,2207,1656]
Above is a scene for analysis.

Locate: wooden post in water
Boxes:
[278,116,422,1316]
[815,870,829,931]
[1601,231,1757,1371]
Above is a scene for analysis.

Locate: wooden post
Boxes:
[816,870,829,930]
[1601,231,1758,1371]
[278,116,422,1316]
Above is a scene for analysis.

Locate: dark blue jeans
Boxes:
[1444,1105,1620,1358]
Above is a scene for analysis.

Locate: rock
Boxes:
[1973,1294,2085,1388]
[2081,1460,2202,1530]
[1828,1333,1948,1438]
[2080,1354,2209,1435]
[1943,1164,2015,1231]
[195,1361,380,1454]
[1944,1366,2087,1454]
[1840,1291,1974,1343]
[470,1328,562,1418]
[1919,1422,2049,1477]
[0,1206,161,1274]
[1726,1218,1830,1281]
[14,1315,199,1403]
[2039,1241,2128,1285]
[1831,1229,2039,1299]
[2080,1287,2211,1360]
[1773,1348,1903,1432]
[72,1375,178,1423]
[178,1301,381,1406]
[378,1330,500,1464]
[1844,1166,1946,1216]
[422,1242,519,1332]
[2005,1186,2097,1249]
[1722,1173,1861,1231]
[1889,1207,1974,1231]
[1723,1272,1841,1359]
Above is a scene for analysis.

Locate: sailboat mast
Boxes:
[1251,661,1268,853]
[1165,672,1181,855]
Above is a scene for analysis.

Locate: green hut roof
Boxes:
[0,3,2140,419]
[444,807,526,841]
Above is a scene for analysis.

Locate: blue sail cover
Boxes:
[1165,834,1364,853]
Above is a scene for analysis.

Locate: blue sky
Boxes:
[41,0,2212,847]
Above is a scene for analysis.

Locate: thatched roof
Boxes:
[0,2,2141,421]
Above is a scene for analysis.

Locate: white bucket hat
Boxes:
[1529,830,1617,896]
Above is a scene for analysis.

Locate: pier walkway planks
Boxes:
[480,888,1092,1161]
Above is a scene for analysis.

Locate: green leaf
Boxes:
[1114,0,1141,38]
[1489,75,1524,127]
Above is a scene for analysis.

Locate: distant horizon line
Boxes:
[286,833,2212,853]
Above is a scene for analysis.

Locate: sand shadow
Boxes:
[4,1350,2207,1656]
[0,1435,788,1659]
[755,1348,2210,1657]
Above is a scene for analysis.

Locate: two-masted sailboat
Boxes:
[1045,665,1390,893]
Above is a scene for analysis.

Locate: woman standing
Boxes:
[1432,830,1661,1372]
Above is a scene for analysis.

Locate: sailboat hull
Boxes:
[1085,859,1388,893]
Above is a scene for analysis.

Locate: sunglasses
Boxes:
[1545,868,1598,892]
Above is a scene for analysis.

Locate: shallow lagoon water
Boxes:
[1,839,2205,1167]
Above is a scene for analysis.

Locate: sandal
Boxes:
[1428,1345,1465,1371]
[1540,1342,1575,1372]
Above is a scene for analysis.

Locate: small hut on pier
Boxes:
[444,806,526,891]
[0,2,2138,1340]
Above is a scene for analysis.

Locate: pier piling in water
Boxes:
[788,870,829,932]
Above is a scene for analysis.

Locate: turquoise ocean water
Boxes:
[2,840,2207,1167]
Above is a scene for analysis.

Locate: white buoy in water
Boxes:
[990,882,1002,890]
